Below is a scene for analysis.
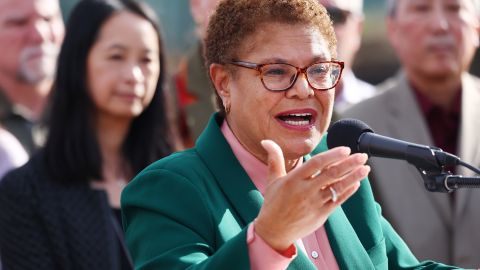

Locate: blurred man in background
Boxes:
[175,0,220,146]
[0,0,65,154]
[319,0,377,113]
[341,0,480,267]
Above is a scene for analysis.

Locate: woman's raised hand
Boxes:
[254,140,370,252]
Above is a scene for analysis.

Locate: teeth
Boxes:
[288,113,312,117]
[285,120,310,126]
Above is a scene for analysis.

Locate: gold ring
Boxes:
[310,170,321,179]
[329,186,338,203]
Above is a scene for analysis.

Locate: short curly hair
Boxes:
[204,0,337,116]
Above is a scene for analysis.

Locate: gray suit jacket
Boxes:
[340,71,480,268]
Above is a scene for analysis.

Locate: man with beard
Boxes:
[340,0,480,268]
[0,0,64,154]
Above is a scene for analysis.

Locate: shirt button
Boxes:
[311,251,319,259]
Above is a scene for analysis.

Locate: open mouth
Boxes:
[277,113,313,126]
[275,110,317,129]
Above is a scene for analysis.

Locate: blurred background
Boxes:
[60,0,480,85]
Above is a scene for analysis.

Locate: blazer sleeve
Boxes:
[0,169,57,270]
[121,168,251,270]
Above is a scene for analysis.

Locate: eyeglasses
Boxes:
[326,7,351,25]
[229,60,344,92]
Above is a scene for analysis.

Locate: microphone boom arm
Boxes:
[418,169,480,193]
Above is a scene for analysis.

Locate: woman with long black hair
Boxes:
[0,0,174,269]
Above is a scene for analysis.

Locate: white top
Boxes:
[334,70,377,113]
[0,128,28,180]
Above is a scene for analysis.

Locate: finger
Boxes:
[323,165,370,201]
[292,146,351,180]
[325,182,360,211]
[319,153,369,182]
[318,185,339,205]
[261,140,286,184]
[332,179,360,202]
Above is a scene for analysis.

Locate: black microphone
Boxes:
[327,118,460,172]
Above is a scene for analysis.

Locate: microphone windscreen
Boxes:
[327,118,374,153]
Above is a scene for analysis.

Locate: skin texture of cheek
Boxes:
[143,76,158,106]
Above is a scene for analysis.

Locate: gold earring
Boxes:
[224,102,231,114]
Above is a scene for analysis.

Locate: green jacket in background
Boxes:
[121,113,457,270]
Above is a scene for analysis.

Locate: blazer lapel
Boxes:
[455,73,480,216]
[387,73,452,221]
[386,73,434,148]
[387,76,438,188]
[325,207,374,269]
[196,115,263,226]
[458,73,480,174]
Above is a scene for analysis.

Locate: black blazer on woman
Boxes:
[0,152,131,270]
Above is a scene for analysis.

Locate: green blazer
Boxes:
[121,114,456,270]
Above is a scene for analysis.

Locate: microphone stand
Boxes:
[417,169,480,193]
[445,175,480,190]
[410,149,480,193]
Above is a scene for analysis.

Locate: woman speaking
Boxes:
[121,0,456,269]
